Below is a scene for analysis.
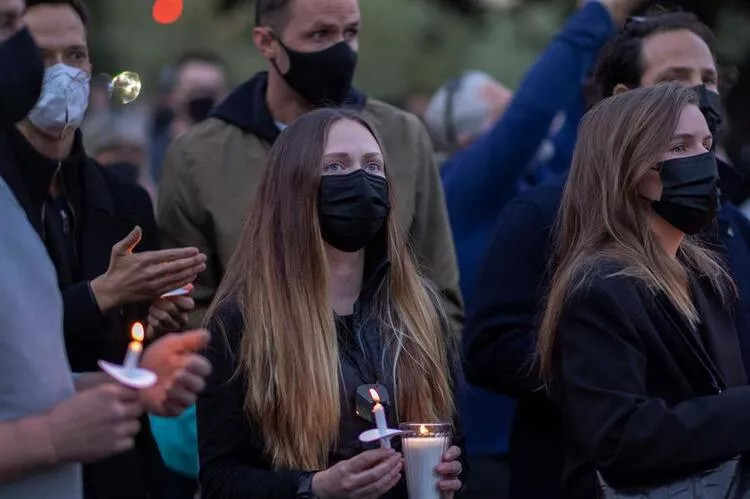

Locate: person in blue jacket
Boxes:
[463,11,750,499]
[429,0,643,496]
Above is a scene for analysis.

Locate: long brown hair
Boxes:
[538,83,733,378]
[206,108,456,470]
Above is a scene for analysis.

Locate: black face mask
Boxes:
[318,170,390,252]
[652,151,720,235]
[0,28,44,127]
[694,84,723,142]
[272,35,357,106]
[187,96,216,123]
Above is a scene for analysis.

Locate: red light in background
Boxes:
[153,0,183,24]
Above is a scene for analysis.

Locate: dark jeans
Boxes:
[461,454,510,499]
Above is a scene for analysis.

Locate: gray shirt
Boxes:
[0,177,81,498]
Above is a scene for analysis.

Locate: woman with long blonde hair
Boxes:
[197,108,463,498]
[538,83,750,497]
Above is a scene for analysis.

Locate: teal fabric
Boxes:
[149,405,199,478]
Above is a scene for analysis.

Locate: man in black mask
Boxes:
[149,52,228,182]
[157,0,463,338]
[463,10,750,499]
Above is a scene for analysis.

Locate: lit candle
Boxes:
[369,388,391,449]
[401,424,451,499]
[123,322,145,374]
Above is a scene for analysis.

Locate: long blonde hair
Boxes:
[206,108,456,470]
[538,84,734,378]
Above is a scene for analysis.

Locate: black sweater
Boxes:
[554,261,750,498]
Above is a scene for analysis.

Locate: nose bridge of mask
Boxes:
[319,170,389,218]
[659,152,718,186]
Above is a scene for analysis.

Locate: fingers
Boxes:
[435,460,462,477]
[438,478,462,492]
[174,329,211,354]
[173,369,206,395]
[163,386,197,415]
[436,446,463,478]
[149,265,206,295]
[181,353,212,378]
[112,226,142,255]
[169,296,195,311]
[149,305,181,331]
[100,383,138,403]
[146,253,206,279]
[113,437,136,454]
[148,298,194,334]
[442,445,462,462]
[140,247,200,265]
[347,448,396,473]
[116,419,141,438]
[357,455,402,497]
[348,452,401,489]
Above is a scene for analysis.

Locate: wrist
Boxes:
[309,471,326,498]
[32,411,60,467]
[90,277,117,313]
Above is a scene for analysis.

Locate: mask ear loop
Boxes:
[267,29,288,77]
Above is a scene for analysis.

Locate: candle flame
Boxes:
[419,424,429,435]
[131,322,145,342]
[369,388,381,404]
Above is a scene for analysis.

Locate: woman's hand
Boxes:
[435,445,463,497]
[311,448,402,499]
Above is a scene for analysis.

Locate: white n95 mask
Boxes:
[28,63,90,138]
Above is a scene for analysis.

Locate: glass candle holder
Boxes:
[399,422,452,499]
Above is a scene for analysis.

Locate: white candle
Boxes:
[123,322,145,375]
[402,425,450,499]
[369,388,391,449]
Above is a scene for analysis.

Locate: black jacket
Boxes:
[0,127,157,370]
[555,261,749,498]
[0,127,163,499]
[198,259,465,499]
[464,168,750,499]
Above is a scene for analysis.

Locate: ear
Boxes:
[252,26,276,60]
[612,83,631,96]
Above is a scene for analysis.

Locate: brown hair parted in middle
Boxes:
[206,108,456,471]
[537,83,734,379]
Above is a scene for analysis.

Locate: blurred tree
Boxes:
[86,0,750,107]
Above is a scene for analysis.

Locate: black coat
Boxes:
[0,128,157,369]
[554,261,749,498]
[464,169,750,499]
[198,261,466,499]
[0,127,164,499]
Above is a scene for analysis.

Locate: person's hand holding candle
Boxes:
[146,283,196,339]
[138,328,212,416]
[435,444,463,496]
[311,448,403,499]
